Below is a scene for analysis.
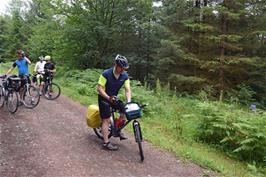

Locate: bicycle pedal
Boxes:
[119,136,127,141]
[113,134,120,137]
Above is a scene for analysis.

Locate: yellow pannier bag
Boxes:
[86,105,101,128]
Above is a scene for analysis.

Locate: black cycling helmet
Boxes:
[115,54,129,69]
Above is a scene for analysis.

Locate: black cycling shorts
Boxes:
[98,95,112,119]
[19,75,30,90]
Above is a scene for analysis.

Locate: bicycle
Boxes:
[0,75,19,113]
[93,98,146,162]
[42,70,61,100]
[18,75,40,109]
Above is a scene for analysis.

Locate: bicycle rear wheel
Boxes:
[93,126,112,140]
[43,83,61,100]
[133,120,144,162]
[23,85,40,109]
[7,91,19,114]
[0,86,4,108]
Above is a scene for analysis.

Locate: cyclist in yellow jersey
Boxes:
[97,54,131,150]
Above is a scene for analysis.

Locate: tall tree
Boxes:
[0,16,9,62]
[4,0,33,60]
[154,0,266,104]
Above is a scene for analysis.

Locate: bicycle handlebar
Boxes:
[140,104,147,109]
[111,97,146,113]
[0,75,7,79]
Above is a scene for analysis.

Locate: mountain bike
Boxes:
[93,98,146,162]
[43,70,61,100]
[19,75,40,109]
[0,75,19,113]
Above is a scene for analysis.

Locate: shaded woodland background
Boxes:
[0,0,266,106]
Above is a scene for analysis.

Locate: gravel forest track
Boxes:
[0,95,215,177]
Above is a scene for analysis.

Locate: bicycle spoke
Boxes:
[7,92,18,113]
[0,87,4,108]
[44,83,61,100]
[23,86,40,109]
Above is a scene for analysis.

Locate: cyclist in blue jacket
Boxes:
[6,49,31,102]
[97,54,131,150]
[6,49,31,77]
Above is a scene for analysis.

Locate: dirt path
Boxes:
[0,95,215,177]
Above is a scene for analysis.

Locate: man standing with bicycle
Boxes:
[43,55,56,83]
[34,56,46,95]
[5,49,31,104]
[97,54,131,151]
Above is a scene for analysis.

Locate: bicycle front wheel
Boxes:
[23,85,40,109]
[7,91,19,114]
[0,86,5,108]
[133,121,144,162]
[43,83,61,100]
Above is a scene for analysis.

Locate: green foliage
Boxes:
[0,16,9,62]
[155,0,266,104]
[196,102,266,165]
[1,0,266,105]
[226,84,256,106]
[155,78,161,94]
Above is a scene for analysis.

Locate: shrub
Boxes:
[196,102,266,164]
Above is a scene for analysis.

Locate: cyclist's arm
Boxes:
[97,84,110,100]
[124,79,131,103]
[25,57,31,65]
[48,64,56,73]
[6,63,16,75]
[97,74,110,100]
[34,63,38,73]
[6,67,14,75]
[50,68,56,73]
[46,68,56,73]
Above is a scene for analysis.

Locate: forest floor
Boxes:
[0,95,217,177]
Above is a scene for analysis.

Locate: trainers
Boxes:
[119,132,127,140]
[102,142,118,151]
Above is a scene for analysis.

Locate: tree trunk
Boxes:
[219,0,227,102]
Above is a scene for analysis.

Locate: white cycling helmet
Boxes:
[39,56,44,61]
[45,55,51,61]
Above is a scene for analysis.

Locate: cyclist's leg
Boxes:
[98,96,118,150]
[49,76,54,92]
[117,113,127,140]
[39,74,44,94]
[36,74,41,86]
[42,74,48,92]
[18,76,26,103]
[99,99,111,144]
[32,74,37,87]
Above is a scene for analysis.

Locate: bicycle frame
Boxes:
[110,108,124,133]
[44,71,53,86]
[42,71,61,100]
[0,76,19,113]
[18,75,40,109]
[18,76,31,95]
[1,77,18,96]
[109,105,142,137]
[0,79,9,101]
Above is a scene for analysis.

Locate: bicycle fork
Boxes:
[133,120,143,142]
